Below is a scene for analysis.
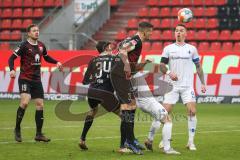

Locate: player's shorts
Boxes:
[136,97,168,121]
[163,86,196,105]
[18,78,44,99]
[87,87,119,112]
[110,57,135,104]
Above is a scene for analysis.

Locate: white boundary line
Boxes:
[0,129,240,144]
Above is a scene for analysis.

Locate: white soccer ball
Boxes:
[178,8,193,23]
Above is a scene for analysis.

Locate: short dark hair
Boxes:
[96,41,111,53]
[26,24,38,32]
[138,22,153,31]
[175,23,187,30]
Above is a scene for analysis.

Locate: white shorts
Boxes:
[163,86,196,105]
[136,97,168,121]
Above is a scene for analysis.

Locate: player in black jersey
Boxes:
[79,41,120,150]
[8,24,62,142]
[110,22,153,154]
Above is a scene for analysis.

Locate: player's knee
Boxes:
[188,109,196,116]
[20,100,29,108]
[35,101,44,110]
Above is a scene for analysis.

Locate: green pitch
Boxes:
[0,99,239,160]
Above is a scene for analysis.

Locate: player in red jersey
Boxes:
[8,24,62,142]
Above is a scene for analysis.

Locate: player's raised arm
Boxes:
[42,45,62,71]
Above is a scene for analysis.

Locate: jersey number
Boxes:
[95,61,112,78]
[21,84,27,92]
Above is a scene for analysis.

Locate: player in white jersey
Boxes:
[132,71,180,154]
[159,24,206,151]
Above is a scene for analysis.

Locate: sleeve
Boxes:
[160,47,169,64]
[42,45,58,64]
[8,44,24,71]
[82,59,94,85]
[8,54,17,71]
[192,46,200,64]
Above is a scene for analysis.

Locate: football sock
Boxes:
[148,119,161,141]
[131,109,136,140]
[162,122,172,151]
[35,110,43,135]
[15,106,25,130]
[126,110,135,144]
[188,115,197,144]
[81,115,94,141]
[120,110,128,147]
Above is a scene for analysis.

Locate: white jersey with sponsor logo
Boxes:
[161,43,200,87]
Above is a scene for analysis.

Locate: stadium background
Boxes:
[0,0,239,160]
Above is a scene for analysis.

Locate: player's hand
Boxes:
[168,72,178,81]
[145,58,154,64]
[56,62,63,71]
[201,84,206,93]
[125,71,132,80]
[10,70,16,78]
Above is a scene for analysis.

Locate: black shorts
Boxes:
[18,79,44,99]
[110,58,135,104]
[87,87,119,112]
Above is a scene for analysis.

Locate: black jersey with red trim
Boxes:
[14,40,48,82]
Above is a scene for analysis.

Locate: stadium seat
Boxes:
[161,30,173,40]
[33,0,44,7]
[128,30,137,36]
[193,0,204,6]
[229,6,239,17]
[210,42,221,50]
[33,8,44,18]
[189,41,198,47]
[193,7,205,17]
[12,8,23,18]
[160,7,171,17]
[116,30,127,40]
[194,18,206,29]
[158,0,169,6]
[187,30,196,41]
[151,42,163,50]
[215,0,227,6]
[22,19,33,28]
[205,7,217,17]
[0,42,10,50]
[13,0,23,7]
[55,0,64,7]
[139,18,149,23]
[208,30,219,40]
[127,18,138,28]
[172,19,179,27]
[161,18,171,28]
[185,21,194,29]
[142,42,151,51]
[1,19,12,29]
[150,19,161,28]
[196,30,207,40]
[2,9,12,18]
[0,30,11,40]
[146,0,158,6]
[231,30,240,40]
[3,0,12,7]
[163,42,172,47]
[182,0,192,6]
[149,7,159,17]
[233,42,240,51]
[205,0,215,6]
[138,8,148,17]
[219,30,231,40]
[171,0,181,6]
[11,30,22,40]
[23,0,34,7]
[219,18,229,29]
[44,0,55,7]
[222,42,233,51]
[171,7,181,17]
[218,6,228,17]
[150,30,161,40]
[12,19,22,29]
[198,42,210,51]
[23,8,33,18]
[230,18,240,29]
[207,18,218,29]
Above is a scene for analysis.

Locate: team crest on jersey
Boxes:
[35,54,40,63]
[39,46,43,53]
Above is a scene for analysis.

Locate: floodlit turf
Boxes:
[0,99,239,160]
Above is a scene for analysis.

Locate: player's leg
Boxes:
[181,87,197,150]
[14,79,31,142]
[79,98,99,150]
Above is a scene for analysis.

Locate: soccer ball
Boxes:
[178,8,193,23]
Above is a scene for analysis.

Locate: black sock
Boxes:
[122,110,135,144]
[120,111,127,148]
[81,115,94,141]
[35,110,43,135]
[131,109,136,140]
[15,107,25,130]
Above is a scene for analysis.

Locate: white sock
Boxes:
[188,115,197,144]
[148,120,161,141]
[162,122,172,151]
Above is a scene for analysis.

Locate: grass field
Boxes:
[0,99,239,160]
